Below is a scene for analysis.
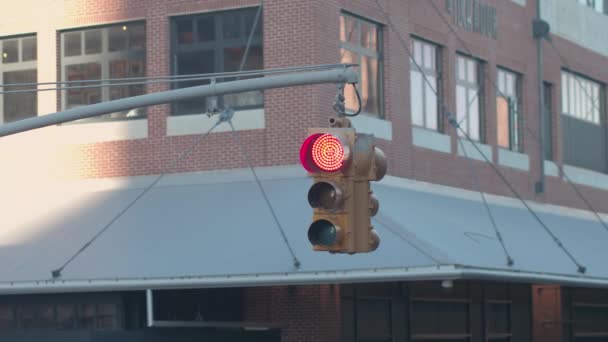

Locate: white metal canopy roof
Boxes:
[1,165,608,294]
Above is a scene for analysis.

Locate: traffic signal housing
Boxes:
[300,118,386,254]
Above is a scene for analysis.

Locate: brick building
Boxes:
[1,0,608,341]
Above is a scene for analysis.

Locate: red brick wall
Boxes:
[243,285,341,342]
[2,0,608,212]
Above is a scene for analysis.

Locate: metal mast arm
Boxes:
[0,67,358,138]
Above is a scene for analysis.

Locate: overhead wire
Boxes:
[51,119,225,278]
[374,0,515,267]
[0,63,357,95]
[427,0,587,273]
[428,0,608,235]
[227,0,301,269]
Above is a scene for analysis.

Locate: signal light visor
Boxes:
[300,133,347,173]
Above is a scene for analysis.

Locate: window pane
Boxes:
[57,304,75,330]
[414,41,423,67]
[361,55,380,116]
[341,48,359,112]
[506,73,514,96]
[562,72,568,114]
[223,46,263,108]
[361,21,377,50]
[197,17,215,42]
[78,304,96,329]
[65,63,102,109]
[128,23,146,49]
[2,39,19,63]
[425,76,438,130]
[19,305,34,331]
[223,13,241,39]
[109,25,128,52]
[469,89,480,141]
[467,59,477,83]
[0,305,16,331]
[411,71,424,126]
[457,85,467,136]
[357,299,392,340]
[3,69,37,123]
[22,37,36,61]
[174,51,214,115]
[411,301,469,334]
[176,19,194,44]
[498,70,505,95]
[64,32,82,56]
[243,10,262,39]
[342,15,358,45]
[423,44,433,69]
[84,29,102,54]
[97,304,117,330]
[457,56,466,81]
[109,59,146,118]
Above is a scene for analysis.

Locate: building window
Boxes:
[171,8,263,116]
[577,0,606,14]
[561,70,606,172]
[60,22,146,121]
[410,38,440,130]
[562,71,602,125]
[568,288,608,341]
[340,13,383,118]
[496,68,522,152]
[341,283,393,342]
[456,55,482,141]
[0,302,119,333]
[1,35,37,124]
[543,82,553,160]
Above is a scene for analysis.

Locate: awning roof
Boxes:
[1,165,608,294]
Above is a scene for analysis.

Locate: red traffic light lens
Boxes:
[300,133,345,172]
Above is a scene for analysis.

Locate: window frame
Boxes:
[496,67,523,153]
[60,21,146,123]
[410,36,442,132]
[169,7,264,116]
[339,11,384,119]
[561,69,604,125]
[0,34,37,125]
[456,54,484,142]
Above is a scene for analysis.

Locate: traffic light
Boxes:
[299,117,386,254]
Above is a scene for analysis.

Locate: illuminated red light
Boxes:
[300,133,345,172]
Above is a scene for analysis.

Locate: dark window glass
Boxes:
[177,19,194,44]
[0,305,16,331]
[57,304,75,330]
[223,13,241,39]
[197,17,215,42]
[85,29,102,54]
[97,304,117,330]
[109,59,145,117]
[3,69,37,123]
[2,39,19,63]
[411,301,469,335]
[174,50,214,115]
[573,305,608,333]
[109,25,128,52]
[357,299,392,341]
[172,9,263,115]
[65,63,102,108]
[487,303,510,334]
[78,304,96,329]
[128,23,146,49]
[22,37,36,61]
[64,32,82,56]
[18,305,35,331]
